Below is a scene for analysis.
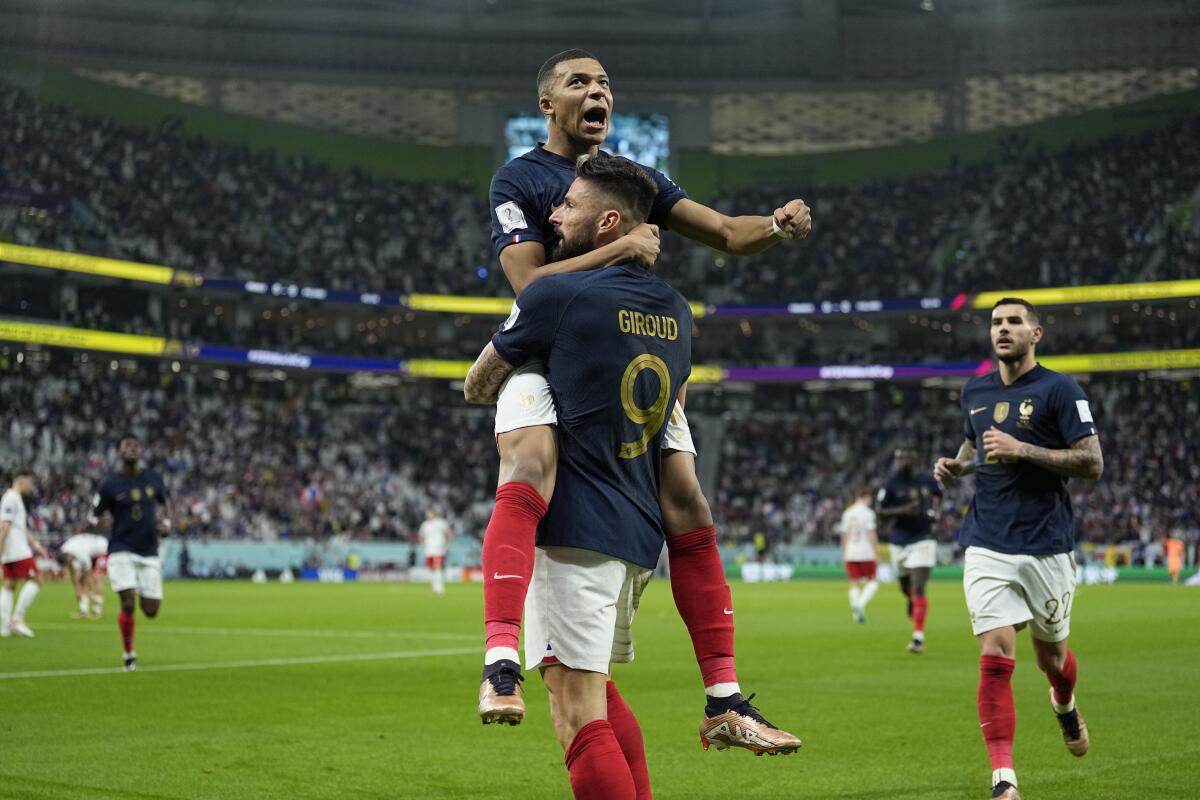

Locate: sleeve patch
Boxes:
[495,201,528,234]
[501,303,521,332]
[1076,399,1094,423]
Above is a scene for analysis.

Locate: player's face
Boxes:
[119,437,141,463]
[893,449,914,475]
[990,304,1042,363]
[542,58,612,146]
[548,179,603,260]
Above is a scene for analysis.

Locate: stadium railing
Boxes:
[3,319,1198,383]
[4,242,1200,319]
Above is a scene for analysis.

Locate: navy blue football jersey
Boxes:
[93,470,167,557]
[490,144,688,258]
[878,473,941,546]
[958,365,1098,555]
[491,264,693,568]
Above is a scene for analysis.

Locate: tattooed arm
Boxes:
[982,429,1104,480]
[463,342,515,405]
[1018,435,1104,480]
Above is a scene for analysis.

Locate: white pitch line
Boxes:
[32,622,476,642]
[0,646,477,680]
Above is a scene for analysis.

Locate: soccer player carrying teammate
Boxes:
[418,508,454,596]
[839,488,878,624]
[877,446,942,653]
[478,48,808,751]
[59,532,109,618]
[0,466,47,638]
[935,298,1102,800]
[469,156,790,800]
[92,434,172,672]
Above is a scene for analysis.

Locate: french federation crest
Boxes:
[1018,399,1035,429]
[993,402,1010,423]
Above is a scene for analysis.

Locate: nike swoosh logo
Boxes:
[971,407,988,415]
[980,722,992,728]
[723,608,733,615]
[492,573,524,581]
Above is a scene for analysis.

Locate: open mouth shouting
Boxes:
[581,104,609,137]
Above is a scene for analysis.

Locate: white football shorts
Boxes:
[963,546,1077,641]
[523,545,653,674]
[890,538,937,576]
[494,362,696,455]
[107,552,164,600]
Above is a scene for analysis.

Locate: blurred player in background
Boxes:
[59,532,109,618]
[418,508,454,596]
[839,488,878,624]
[479,48,808,749]
[1163,533,1185,585]
[0,466,47,638]
[92,434,172,672]
[935,298,1102,800]
[877,446,942,653]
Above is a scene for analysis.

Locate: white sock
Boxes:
[912,630,925,642]
[1051,690,1076,714]
[432,570,445,595]
[992,768,1018,788]
[705,682,741,699]
[848,585,861,610]
[0,588,12,627]
[484,646,520,666]
[860,580,879,608]
[15,582,39,621]
[79,596,90,614]
[92,595,104,614]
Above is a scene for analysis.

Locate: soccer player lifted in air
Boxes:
[0,466,47,637]
[838,488,879,624]
[877,445,942,653]
[935,298,1102,800]
[92,434,172,672]
[478,48,809,752]
[468,156,795,800]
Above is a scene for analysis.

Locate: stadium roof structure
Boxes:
[2,0,1196,91]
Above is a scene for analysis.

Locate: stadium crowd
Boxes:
[1,356,1193,554]
[3,82,1198,305]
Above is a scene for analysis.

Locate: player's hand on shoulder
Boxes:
[773,199,812,240]
[622,223,660,268]
[934,456,964,483]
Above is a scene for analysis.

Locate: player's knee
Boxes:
[1034,646,1066,675]
[141,601,160,618]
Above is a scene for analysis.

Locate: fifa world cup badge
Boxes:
[993,402,1010,423]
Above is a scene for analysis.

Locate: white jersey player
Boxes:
[60,533,110,618]
[0,468,47,637]
[839,489,879,624]
[418,509,454,596]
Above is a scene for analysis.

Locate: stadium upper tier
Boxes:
[1,353,1192,548]
[2,83,1197,306]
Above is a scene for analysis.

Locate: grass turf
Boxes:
[0,578,1196,799]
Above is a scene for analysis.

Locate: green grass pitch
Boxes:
[1,577,1196,799]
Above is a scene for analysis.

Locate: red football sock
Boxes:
[978,655,1016,771]
[606,681,651,800]
[1048,650,1078,706]
[482,482,548,655]
[118,610,135,654]
[912,596,928,634]
[666,526,737,690]
[564,720,636,800]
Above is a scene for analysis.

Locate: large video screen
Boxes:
[504,113,671,177]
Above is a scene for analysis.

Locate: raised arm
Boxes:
[667,197,811,257]
[464,342,516,405]
[500,225,660,294]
